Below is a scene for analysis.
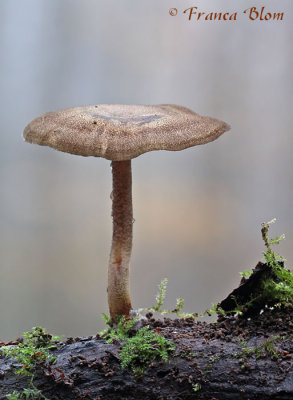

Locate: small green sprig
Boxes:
[154,278,168,312]
[240,269,253,278]
[139,278,196,318]
[262,218,286,267]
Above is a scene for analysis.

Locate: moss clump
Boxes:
[119,325,175,375]
[1,326,61,400]
[219,219,293,316]
[100,314,175,376]
[260,219,293,306]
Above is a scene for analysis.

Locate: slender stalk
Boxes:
[108,160,133,320]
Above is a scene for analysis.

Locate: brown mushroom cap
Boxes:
[23,104,230,161]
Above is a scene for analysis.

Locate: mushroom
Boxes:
[23,104,230,321]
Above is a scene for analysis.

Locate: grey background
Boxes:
[0,0,292,340]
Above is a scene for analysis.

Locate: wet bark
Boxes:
[0,322,292,400]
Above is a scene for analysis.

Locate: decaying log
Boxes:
[0,307,292,400]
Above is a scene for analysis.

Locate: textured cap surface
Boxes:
[23,104,230,160]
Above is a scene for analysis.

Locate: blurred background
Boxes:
[0,0,292,340]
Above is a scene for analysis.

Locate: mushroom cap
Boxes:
[23,104,230,161]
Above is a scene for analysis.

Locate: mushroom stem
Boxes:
[108,160,133,321]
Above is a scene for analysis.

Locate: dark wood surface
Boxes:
[1,311,292,400]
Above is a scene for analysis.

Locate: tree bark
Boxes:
[0,315,292,400]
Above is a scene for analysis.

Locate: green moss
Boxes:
[139,278,197,318]
[100,315,175,376]
[203,355,221,376]
[2,327,61,400]
[6,388,45,400]
[100,313,138,342]
[192,383,201,392]
[220,219,293,316]
[236,336,281,369]
[119,325,175,375]
[240,269,253,278]
[260,219,293,306]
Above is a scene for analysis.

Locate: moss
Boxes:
[202,355,221,377]
[6,388,46,400]
[139,278,199,319]
[260,219,293,306]
[236,336,282,370]
[100,315,175,376]
[219,219,293,316]
[2,327,61,400]
[119,326,175,375]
